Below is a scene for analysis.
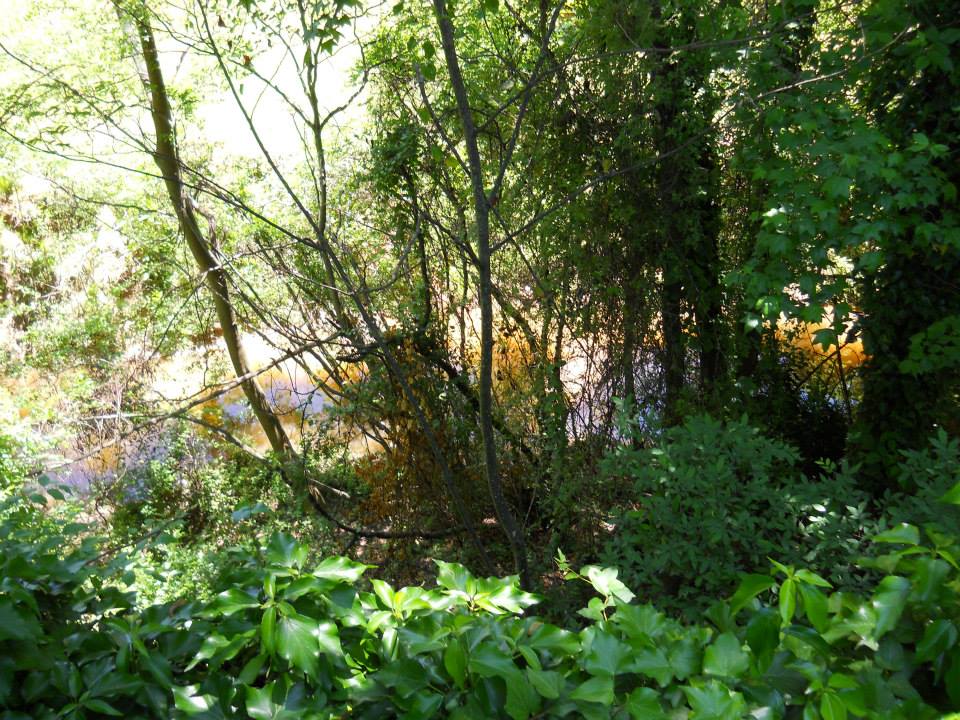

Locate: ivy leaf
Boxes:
[820,691,847,720]
[526,668,562,700]
[185,630,255,670]
[584,629,629,676]
[172,686,220,717]
[208,588,260,616]
[625,687,669,720]
[668,638,701,680]
[682,681,746,719]
[0,602,40,641]
[570,675,614,706]
[583,566,635,603]
[526,623,580,655]
[246,682,298,720]
[276,613,321,677]
[912,557,950,603]
[468,644,516,678]
[795,570,832,589]
[267,533,309,569]
[435,560,474,593]
[627,647,673,686]
[703,633,750,678]
[313,556,370,583]
[315,621,342,657]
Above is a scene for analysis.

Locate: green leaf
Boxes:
[185,630,255,670]
[628,647,673,686]
[820,692,847,720]
[276,613,320,677]
[583,566,635,603]
[779,579,797,624]
[915,619,958,662]
[315,620,342,657]
[729,574,775,615]
[745,608,780,671]
[570,675,614,706]
[682,681,746,719]
[504,669,541,719]
[669,638,701,680]
[940,482,960,505]
[526,623,580,655]
[444,639,466,688]
[612,604,668,640]
[823,176,852,199]
[703,633,750,678]
[313,556,370,583]
[872,524,920,545]
[469,644,517,678]
[625,687,668,720]
[82,699,123,716]
[372,578,396,609]
[232,502,269,521]
[245,682,303,720]
[261,606,277,654]
[209,588,261,616]
[172,686,218,716]
[267,533,309,569]
[526,668,562,700]
[795,570,832,588]
[871,576,910,639]
[0,602,40,641]
[798,584,829,633]
[946,649,960,706]
[434,560,476,595]
[238,653,268,685]
[584,629,629,676]
[912,557,950,603]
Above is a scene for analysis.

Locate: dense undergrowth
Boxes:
[2,430,960,719]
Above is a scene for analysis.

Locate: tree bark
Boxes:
[433,0,530,588]
[132,9,294,458]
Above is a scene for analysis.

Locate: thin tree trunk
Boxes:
[433,0,530,588]
[132,10,294,458]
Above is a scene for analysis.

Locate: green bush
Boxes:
[2,472,960,719]
[887,429,960,534]
[602,416,874,615]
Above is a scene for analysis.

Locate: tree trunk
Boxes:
[132,9,294,458]
[433,0,530,588]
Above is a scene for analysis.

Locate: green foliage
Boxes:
[2,468,960,718]
[900,316,960,375]
[602,416,874,614]
[886,430,960,534]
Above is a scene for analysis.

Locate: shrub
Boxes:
[602,415,873,615]
[887,429,960,534]
[2,471,960,718]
